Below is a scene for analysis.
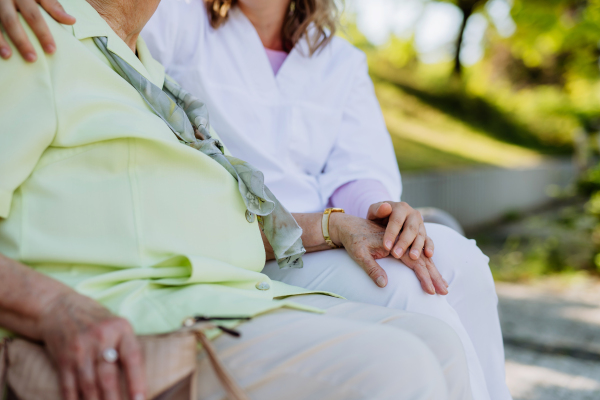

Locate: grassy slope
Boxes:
[366,58,569,172]
[375,79,545,172]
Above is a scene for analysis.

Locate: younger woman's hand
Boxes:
[0,0,75,61]
[367,201,434,261]
[38,291,146,400]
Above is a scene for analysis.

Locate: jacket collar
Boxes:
[60,0,165,88]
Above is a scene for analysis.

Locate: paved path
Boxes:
[497,279,600,400]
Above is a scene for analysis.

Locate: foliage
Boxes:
[477,201,599,281]
[578,163,600,196]
[343,0,600,161]
[507,0,600,84]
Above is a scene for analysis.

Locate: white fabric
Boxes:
[264,224,513,400]
[198,294,472,400]
[141,0,402,213]
[140,3,509,399]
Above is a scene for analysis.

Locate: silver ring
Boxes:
[102,348,119,363]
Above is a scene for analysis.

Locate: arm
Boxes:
[0,0,74,61]
[330,179,392,219]
[323,53,434,262]
[318,51,402,210]
[0,253,146,400]
[0,20,144,400]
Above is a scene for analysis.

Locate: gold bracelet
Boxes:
[322,208,345,249]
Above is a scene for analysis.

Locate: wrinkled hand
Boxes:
[38,291,145,400]
[329,213,447,294]
[367,201,434,261]
[0,0,74,61]
[399,251,448,295]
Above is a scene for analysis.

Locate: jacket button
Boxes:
[255,282,270,291]
[245,210,256,223]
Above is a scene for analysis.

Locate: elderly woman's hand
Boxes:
[0,0,74,61]
[38,291,146,400]
[329,213,448,294]
[366,201,435,261]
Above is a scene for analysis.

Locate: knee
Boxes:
[426,223,496,291]
[400,313,467,367]
[362,327,448,399]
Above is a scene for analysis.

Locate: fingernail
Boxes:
[410,250,419,259]
[25,52,37,62]
[0,48,9,58]
[429,284,435,294]
[385,240,393,250]
[394,248,403,257]
[44,44,55,53]
[376,276,386,288]
[443,279,449,287]
[134,394,145,400]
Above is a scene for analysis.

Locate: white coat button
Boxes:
[245,210,256,223]
[255,282,270,291]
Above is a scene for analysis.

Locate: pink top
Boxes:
[263,47,392,218]
[265,48,288,75]
[330,179,392,219]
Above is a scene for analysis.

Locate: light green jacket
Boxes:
[0,0,334,337]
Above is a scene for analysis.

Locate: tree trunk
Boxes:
[453,5,475,77]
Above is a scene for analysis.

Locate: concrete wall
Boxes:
[401,159,576,230]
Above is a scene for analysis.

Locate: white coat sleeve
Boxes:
[318,53,402,205]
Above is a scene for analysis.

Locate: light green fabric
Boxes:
[92,36,305,269]
[0,0,337,337]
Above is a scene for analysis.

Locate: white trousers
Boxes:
[263,223,512,400]
[197,295,472,400]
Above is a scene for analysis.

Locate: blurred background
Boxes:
[340,0,600,399]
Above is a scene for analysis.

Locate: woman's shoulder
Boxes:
[143,0,207,67]
[145,0,207,39]
[154,0,207,17]
[310,36,367,76]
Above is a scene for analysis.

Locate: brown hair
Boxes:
[205,0,341,55]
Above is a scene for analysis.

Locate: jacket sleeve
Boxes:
[0,13,57,218]
[317,53,402,206]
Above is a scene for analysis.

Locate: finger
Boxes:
[409,229,426,260]
[424,258,448,295]
[0,0,37,61]
[354,250,388,288]
[15,0,56,53]
[39,0,75,24]
[97,359,121,400]
[119,330,146,400]
[58,367,79,400]
[402,255,435,295]
[383,209,409,254]
[424,236,435,258]
[0,28,12,58]
[391,212,420,258]
[77,357,101,400]
[366,201,392,221]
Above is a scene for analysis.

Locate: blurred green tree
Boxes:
[504,0,600,84]
[437,0,490,76]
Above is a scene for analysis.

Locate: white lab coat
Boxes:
[141,0,401,213]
